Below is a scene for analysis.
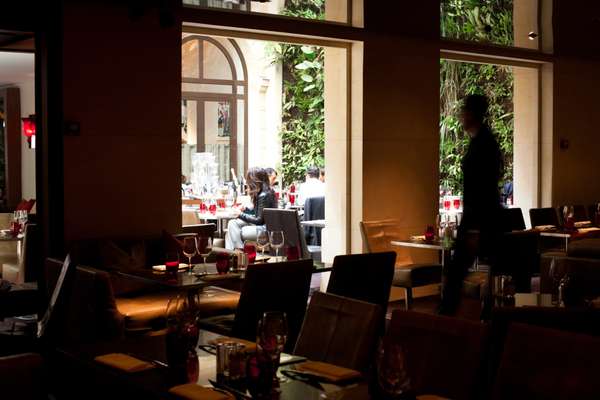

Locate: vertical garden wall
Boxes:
[440,0,514,196]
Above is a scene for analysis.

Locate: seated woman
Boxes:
[225,167,277,250]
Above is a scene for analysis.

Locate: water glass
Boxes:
[257,311,287,380]
[182,236,197,273]
[165,250,180,273]
[243,241,257,264]
[373,340,412,398]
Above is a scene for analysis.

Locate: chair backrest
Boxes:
[303,196,325,246]
[232,259,313,352]
[179,223,216,238]
[21,222,41,283]
[500,208,525,231]
[489,307,600,386]
[360,219,411,266]
[387,310,489,400]
[182,209,201,226]
[294,292,381,372]
[38,256,75,342]
[327,252,396,314]
[492,323,600,400]
[529,207,559,228]
[0,353,45,400]
[264,208,310,259]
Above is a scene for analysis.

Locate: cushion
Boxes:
[393,263,442,288]
[197,314,236,337]
[116,286,240,332]
[568,238,600,259]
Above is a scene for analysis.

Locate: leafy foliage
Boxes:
[273,0,325,186]
[440,0,514,195]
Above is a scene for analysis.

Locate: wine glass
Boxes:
[549,257,564,306]
[374,340,411,398]
[196,236,212,276]
[182,236,197,274]
[257,311,288,383]
[269,231,285,261]
[225,193,235,208]
[256,228,269,259]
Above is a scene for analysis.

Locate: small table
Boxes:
[539,227,600,252]
[197,209,239,237]
[300,219,326,229]
[390,239,451,268]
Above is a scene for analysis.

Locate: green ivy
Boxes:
[273,0,325,186]
[440,0,514,195]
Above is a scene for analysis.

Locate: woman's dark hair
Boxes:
[265,167,277,177]
[246,167,271,200]
[463,94,489,121]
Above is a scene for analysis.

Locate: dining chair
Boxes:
[492,323,600,400]
[360,220,442,309]
[326,252,396,330]
[303,196,325,246]
[529,207,559,228]
[179,223,216,238]
[293,292,382,372]
[387,310,489,400]
[0,353,45,400]
[198,259,313,352]
[500,207,526,231]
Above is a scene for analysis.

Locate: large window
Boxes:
[183,0,351,24]
[441,0,540,50]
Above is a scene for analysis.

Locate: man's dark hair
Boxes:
[463,94,489,121]
[306,166,320,179]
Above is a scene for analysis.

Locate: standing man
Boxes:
[439,94,503,315]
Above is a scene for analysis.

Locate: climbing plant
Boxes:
[273,0,325,186]
[440,0,514,196]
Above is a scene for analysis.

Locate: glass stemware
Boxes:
[549,257,564,306]
[269,231,285,261]
[256,228,269,259]
[182,236,198,274]
[196,236,212,276]
[373,340,412,398]
[257,311,288,384]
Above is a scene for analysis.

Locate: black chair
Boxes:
[199,259,313,352]
[294,292,382,372]
[529,207,559,228]
[303,196,324,246]
[327,252,396,315]
[500,208,525,231]
[179,223,217,238]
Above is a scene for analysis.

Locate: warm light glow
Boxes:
[22,117,36,138]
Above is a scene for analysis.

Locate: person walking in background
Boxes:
[438,94,504,315]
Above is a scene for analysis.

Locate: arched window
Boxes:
[181,35,248,181]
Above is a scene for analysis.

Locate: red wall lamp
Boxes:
[21,114,35,149]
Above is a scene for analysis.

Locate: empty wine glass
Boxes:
[374,340,411,398]
[257,311,288,384]
[196,236,212,276]
[269,231,285,261]
[182,237,197,274]
[256,228,269,259]
[549,257,564,306]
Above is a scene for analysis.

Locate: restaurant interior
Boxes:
[3,0,600,399]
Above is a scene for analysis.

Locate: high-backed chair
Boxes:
[0,353,45,400]
[303,196,325,246]
[360,220,441,309]
[500,208,526,231]
[179,223,216,238]
[327,252,395,328]
[199,259,313,352]
[529,207,559,228]
[264,208,320,261]
[294,292,381,372]
[387,310,489,400]
[492,323,600,400]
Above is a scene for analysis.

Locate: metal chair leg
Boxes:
[405,287,413,310]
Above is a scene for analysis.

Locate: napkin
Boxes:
[94,353,154,373]
[209,336,257,353]
[295,361,361,382]
[168,384,234,400]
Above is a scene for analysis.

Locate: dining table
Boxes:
[537,226,600,252]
